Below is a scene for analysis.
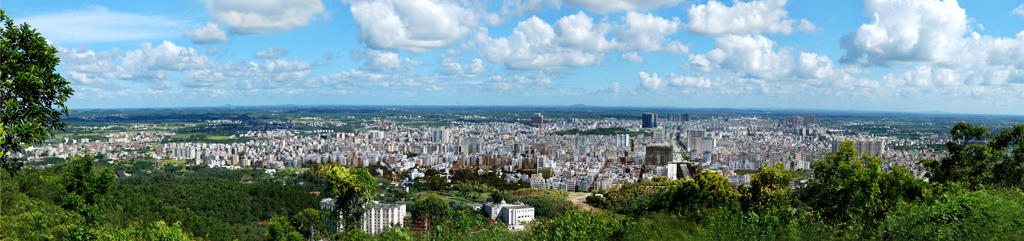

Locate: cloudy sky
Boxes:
[5,0,1024,115]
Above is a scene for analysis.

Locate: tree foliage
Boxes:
[650,170,740,215]
[411,193,450,225]
[807,140,929,223]
[0,10,74,174]
[924,122,1024,188]
[530,210,648,241]
[312,163,377,232]
[740,163,797,215]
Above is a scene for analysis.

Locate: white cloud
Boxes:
[564,0,686,14]
[555,11,615,52]
[21,6,187,44]
[622,52,644,63]
[700,34,792,79]
[476,16,602,70]
[686,0,816,36]
[638,71,664,90]
[204,0,325,34]
[439,58,488,78]
[500,0,685,15]
[898,65,960,86]
[56,40,326,91]
[795,52,836,79]
[1013,4,1024,17]
[56,41,215,89]
[839,0,972,66]
[838,0,1024,91]
[350,49,408,72]
[184,22,229,44]
[638,71,710,90]
[254,47,289,59]
[350,0,487,52]
[618,12,687,54]
[207,46,223,55]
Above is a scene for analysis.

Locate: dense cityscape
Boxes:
[21,111,953,191]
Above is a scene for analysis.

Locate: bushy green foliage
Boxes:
[118,173,320,226]
[530,210,648,241]
[412,194,451,224]
[806,140,928,223]
[650,170,740,215]
[266,215,305,241]
[588,177,674,215]
[922,122,1024,188]
[740,163,797,215]
[313,163,378,232]
[877,189,1024,240]
[1,10,75,174]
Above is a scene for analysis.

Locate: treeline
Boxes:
[1,157,325,240]
[553,127,652,137]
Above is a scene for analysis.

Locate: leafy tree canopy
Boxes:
[1,10,74,174]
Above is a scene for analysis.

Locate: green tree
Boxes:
[55,154,114,224]
[990,124,1024,188]
[411,194,450,225]
[922,122,998,186]
[0,10,75,174]
[740,163,797,215]
[265,215,304,241]
[808,140,928,223]
[876,190,1024,240]
[650,170,740,215]
[292,208,329,240]
[531,210,648,241]
[311,163,377,232]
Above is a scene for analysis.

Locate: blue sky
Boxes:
[4,0,1024,115]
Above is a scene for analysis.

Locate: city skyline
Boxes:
[4,0,1024,115]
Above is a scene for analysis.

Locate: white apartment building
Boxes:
[320,198,406,235]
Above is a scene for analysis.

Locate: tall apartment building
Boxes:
[803,115,815,126]
[531,113,544,127]
[573,135,588,153]
[432,129,449,144]
[615,134,630,147]
[785,116,801,125]
[831,139,885,157]
[642,112,658,128]
[320,198,407,235]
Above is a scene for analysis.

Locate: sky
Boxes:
[4,0,1024,115]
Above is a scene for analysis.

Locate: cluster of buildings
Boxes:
[19,112,950,189]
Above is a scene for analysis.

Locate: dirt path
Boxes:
[567,192,598,211]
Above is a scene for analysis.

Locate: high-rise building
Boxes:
[573,135,588,153]
[642,112,658,128]
[682,113,690,122]
[321,199,405,235]
[832,139,885,157]
[785,116,801,125]
[615,134,630,147]
[803,115,815,126]
[462,138,480,154]
[432,129,449,143]
[531,113,544,127]
[644,145,673,165]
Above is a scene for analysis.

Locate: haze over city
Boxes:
[3,0,1023,115]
